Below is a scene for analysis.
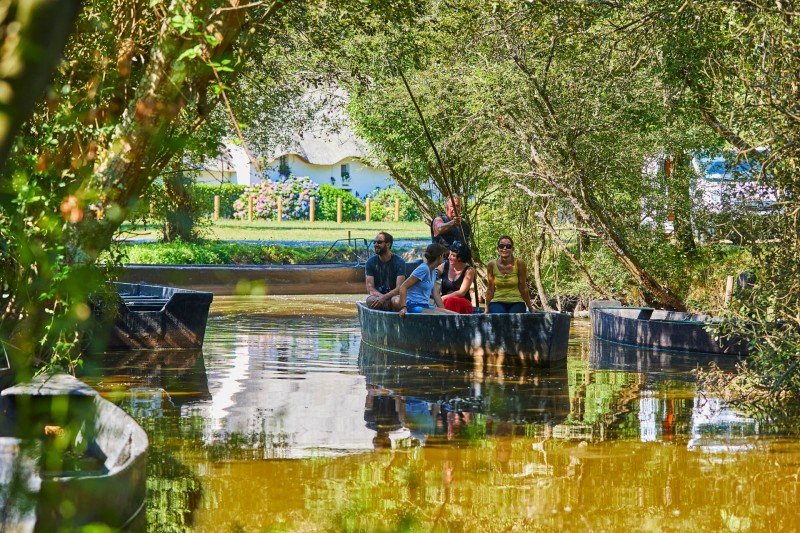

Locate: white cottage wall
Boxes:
[262,155,393,197]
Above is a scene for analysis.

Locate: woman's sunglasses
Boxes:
[497,243,513,249]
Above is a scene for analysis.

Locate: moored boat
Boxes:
[0,373,148,531]
[590,301,749,356]
[357,303,571,366]
[104,282,213,350]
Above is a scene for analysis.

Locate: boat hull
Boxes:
[1,373,148,531]
[357,303,571,366]
[106,282,213,350]
[590,303,749,356]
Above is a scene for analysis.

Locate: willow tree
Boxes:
[338,1,717,310]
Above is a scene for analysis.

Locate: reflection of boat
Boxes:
[81,349,212,407]
[358,342,570,425]
[589,336,742,374]
[104,282,213,350]
[687,397,759,453]
[1,373,148,531]
[590,302,749,356]
[357,303,571,366]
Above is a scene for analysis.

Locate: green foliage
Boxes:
[192,183,247,218]
[365,187,422,222]
[317,184,365,221]
[115,240,364,265]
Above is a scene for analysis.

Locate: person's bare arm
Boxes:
[433,215,462,238]
[516,259,534,312]
[453,267,475,298]
[391,275,406,297]
[432,280,445,308]
[366,275,382,298]
[398,275,419,318]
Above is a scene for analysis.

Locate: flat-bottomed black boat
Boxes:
[590,302,749,356]
[357,303,571,366]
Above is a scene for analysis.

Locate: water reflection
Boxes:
[589,336,744,375]
[359,342,570,448]
[72,304,800,531]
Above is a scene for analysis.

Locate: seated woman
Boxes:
[436,240,475,314]
[399,243,458,317]
[484,235,534,314]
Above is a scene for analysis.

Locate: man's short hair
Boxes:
[378,232,394,245]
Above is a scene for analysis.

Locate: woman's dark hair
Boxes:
[424,243,448,264]
[497,235,514,247]
[449,240,472,263]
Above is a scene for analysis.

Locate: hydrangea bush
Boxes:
[233,175,319,220]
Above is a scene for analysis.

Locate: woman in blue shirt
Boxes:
[399,243,458,317]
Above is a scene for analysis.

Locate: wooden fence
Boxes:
[214,195,401,223]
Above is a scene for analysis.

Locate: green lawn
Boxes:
[118,219,431,242]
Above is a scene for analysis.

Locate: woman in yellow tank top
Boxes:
[484,235,534,314]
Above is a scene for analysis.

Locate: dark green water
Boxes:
[80,295,800,532]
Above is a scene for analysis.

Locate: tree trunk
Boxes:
[72,0,260,260]
[0,0,81,173]
[522,166,686,311]
[570,175,687,311]
[667,153,696,254]
[162,172,196,243]
[532,226,554,311]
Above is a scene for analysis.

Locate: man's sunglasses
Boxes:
[373,240,385,245]
[497,244,513,249]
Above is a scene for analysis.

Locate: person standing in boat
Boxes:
[399,243,458,317]
[432,197,471,248]
[436,240,475,314]
[484,235,535,314]
[365,232,406,311]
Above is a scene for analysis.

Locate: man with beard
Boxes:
[365,232,406,311]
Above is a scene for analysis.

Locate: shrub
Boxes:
[115,241,365,264]
[317,184,365,221]
[233,175,319,220]
[192,183,247,218]
[365,186,422,222]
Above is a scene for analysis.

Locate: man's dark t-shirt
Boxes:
[365,254,406,294]
[433,214,471,247]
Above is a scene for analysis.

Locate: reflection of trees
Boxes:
[561,359,699,442]
[137,412,205,532]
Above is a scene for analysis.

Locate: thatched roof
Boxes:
[273,125,367,166]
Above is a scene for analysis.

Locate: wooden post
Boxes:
[365,197,371,222]
[309,198,316,222]
[277,197,283,221]
[394,198,400,222]
[724,275,735,306]
[248,195,254,221]
[337,197,343,224]
[213,195,220,220]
